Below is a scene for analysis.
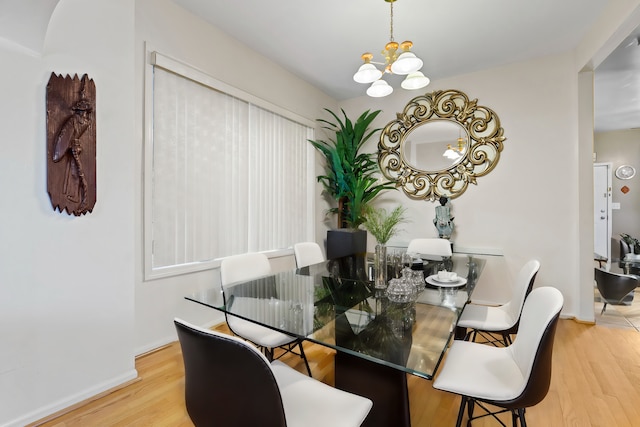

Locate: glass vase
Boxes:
[374,244,388,289]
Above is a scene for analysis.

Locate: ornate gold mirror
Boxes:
[378,89,505,200]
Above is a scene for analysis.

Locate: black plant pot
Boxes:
[326,229,367,260]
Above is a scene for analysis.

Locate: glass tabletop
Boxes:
[185,252,492,380]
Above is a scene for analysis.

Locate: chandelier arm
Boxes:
[389,0,394,42]
[355,0,428,97]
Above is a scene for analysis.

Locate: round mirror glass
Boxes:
[402,120,468,171]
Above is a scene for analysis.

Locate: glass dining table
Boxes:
[185,251,498,427]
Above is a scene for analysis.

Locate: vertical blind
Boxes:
[149,61,314,275]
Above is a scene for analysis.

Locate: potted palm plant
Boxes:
[308,108,395,259]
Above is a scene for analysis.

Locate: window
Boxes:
[144,50,315,279]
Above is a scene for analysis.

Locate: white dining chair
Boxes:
[456,259,540,346]
[175,318,372,427]
[220,252,311,375]
[293,242,325,268]
[406,238,452,257]
[433,286,563,427]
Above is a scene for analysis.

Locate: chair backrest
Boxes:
[621,239,631,257]
[174,318,287,427]
[220,252,272,288]
[502,287,563,409]
[619,240,631,268]
[293,242,325,268]
[407,238,452,257]
[503,260,540,326]
[594,267,639,302]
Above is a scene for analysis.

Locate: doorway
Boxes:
[593,163,612,265]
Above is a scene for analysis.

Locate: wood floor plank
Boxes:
[30,319,640,427]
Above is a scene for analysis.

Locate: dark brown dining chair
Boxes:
[174,318,372,427]
[594,267,638,314]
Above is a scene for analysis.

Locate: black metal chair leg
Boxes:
[466,398,475,427]
[263,347,274,362]
[298,341,312,377]
[518,408,527,427]
[455,396,467,427]
[502,333,512,346]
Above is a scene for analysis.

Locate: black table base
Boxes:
[335,351,411,427]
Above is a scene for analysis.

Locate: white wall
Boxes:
[133,0,338,355]
[0,1,136,426]
[341,53,585,316]
[1,0,639,425]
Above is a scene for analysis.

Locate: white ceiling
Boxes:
[172,0,638,132]
[0,0,60,54]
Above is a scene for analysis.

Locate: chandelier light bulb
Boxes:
[401,71,430,90]
[391,41,423,75]
[366,79,393,97]
[353,53,383,83]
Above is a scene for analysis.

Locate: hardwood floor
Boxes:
[31,319,640,427]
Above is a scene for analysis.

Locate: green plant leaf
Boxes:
[364,205,408,244]
[308,108,396,228]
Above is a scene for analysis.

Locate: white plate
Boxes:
[431,274,458,283]
[425,275,467,288]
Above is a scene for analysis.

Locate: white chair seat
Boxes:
[433,340,525,402]
[272,360,373,427]
[227,296,298,347]
[457,303,515,332]
[227,316,296,348]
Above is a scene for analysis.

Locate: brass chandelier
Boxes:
[353,0,430,97]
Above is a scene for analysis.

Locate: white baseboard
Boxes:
[2,369,138,427]
[135,318,223,356]
[135,335,178,356]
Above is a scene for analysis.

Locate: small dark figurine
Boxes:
[433,196,454,239]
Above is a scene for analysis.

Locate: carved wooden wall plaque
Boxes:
[46,73,96,216]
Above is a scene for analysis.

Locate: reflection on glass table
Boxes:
[185,252,499,427]
[186,253,490,377]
